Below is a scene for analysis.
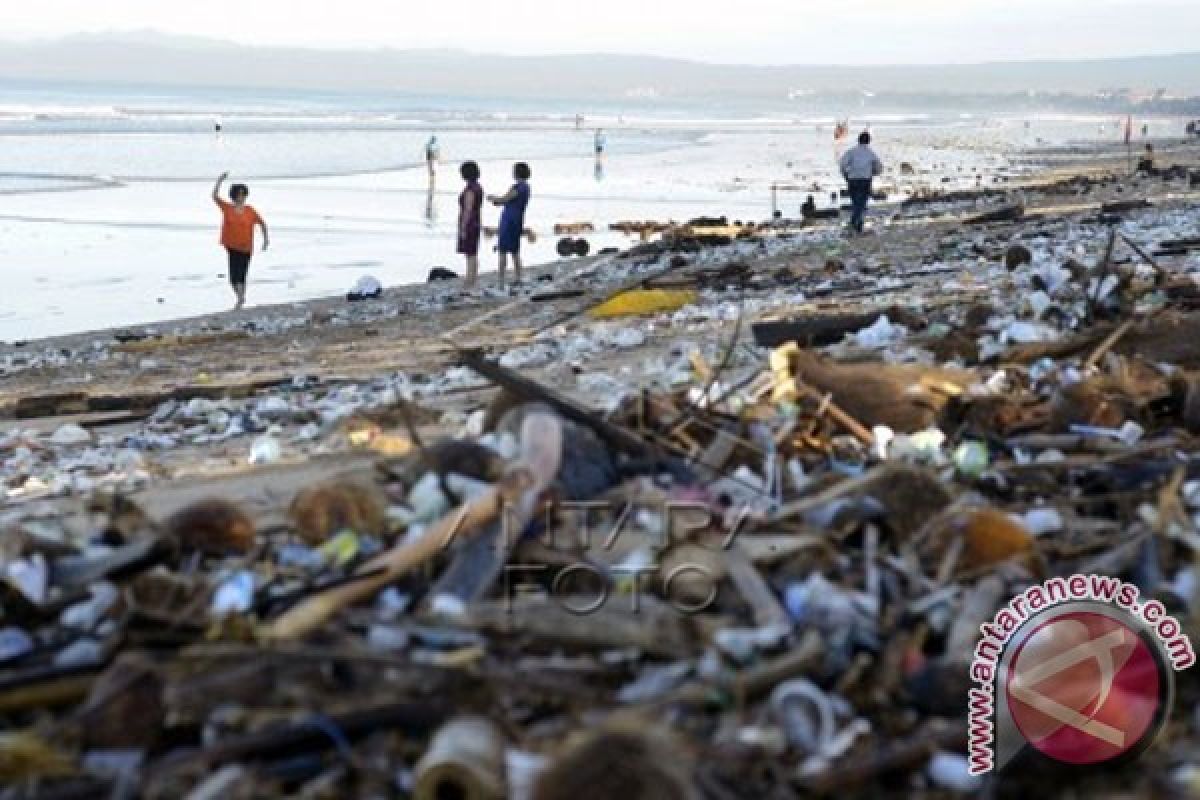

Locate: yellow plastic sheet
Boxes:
[589,289,698,319]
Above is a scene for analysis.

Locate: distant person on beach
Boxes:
[1137,144,1157,175]
[593,128,607,182]
[838,131,883,234]
[425,135,441,179]
[801,195,817,220]
[488,162,532,288]
[424,182,438,228]
[212,172,269,310]
[457,161,483,288]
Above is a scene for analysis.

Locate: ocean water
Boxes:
[0,81,1183,339]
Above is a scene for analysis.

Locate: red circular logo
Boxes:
[1005,611,1163,765]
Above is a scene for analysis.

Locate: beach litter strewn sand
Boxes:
[1,139,1200,798]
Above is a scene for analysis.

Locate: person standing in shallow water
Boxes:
[457,161,483,288]
[425,135,441,181]
[212,172,269,310]
[488,162,531,288]
[838,131,883,235]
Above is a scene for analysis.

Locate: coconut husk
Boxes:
[287,481,389,545]
[781,347,975,433]
[532,721,695,800]
[166,498,256,555]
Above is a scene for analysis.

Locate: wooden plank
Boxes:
[964,204,1024,225]
[459,596,694,660]
[752,307,921,348]
[13,392,89,419]
[460,351,653,458]
[0,410,151,436]
[113,331,250,354]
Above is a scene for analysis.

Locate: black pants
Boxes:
[848,179,872,233]
[226,248,251,286]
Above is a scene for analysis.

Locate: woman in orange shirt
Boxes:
[212,172,270,310]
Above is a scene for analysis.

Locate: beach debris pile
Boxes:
[2,163,1200,798]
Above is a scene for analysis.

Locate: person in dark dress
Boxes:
[457,161,483,288]
[488,162,531,288]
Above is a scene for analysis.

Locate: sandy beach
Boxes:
[3,128,1200,797]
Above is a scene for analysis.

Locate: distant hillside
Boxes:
[1,32,1198,100]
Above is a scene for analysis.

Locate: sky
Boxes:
[5,0,1198,65]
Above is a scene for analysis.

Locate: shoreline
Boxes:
[3,139,1198,375]
[2,121,1200,799]
[4,136,1196,352]
[6,116,1188,340]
